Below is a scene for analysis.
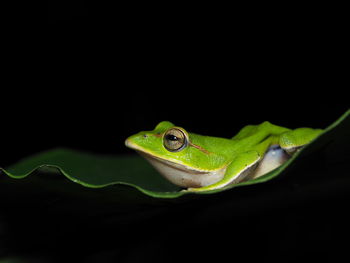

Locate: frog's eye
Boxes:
[163,128,188,152]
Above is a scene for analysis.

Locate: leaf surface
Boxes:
[1,109,349,199]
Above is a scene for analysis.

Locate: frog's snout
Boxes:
[125,138,130,147]
[124,136,134,148]
[125,133,143,149]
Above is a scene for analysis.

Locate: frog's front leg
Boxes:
[187,151,260,192]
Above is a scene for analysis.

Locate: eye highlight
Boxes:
[163,128,188,152]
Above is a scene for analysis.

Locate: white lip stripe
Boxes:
[139,152,227,188]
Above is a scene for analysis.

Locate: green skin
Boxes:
[125,121,323,192]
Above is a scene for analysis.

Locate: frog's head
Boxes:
[125,121,228,188]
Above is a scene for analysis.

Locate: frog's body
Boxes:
[125,121,322,192]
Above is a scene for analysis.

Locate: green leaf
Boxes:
[2,149,181,198]
[1,109,349,199]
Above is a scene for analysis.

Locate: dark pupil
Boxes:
[166,134,178,141]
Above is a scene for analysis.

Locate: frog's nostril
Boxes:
[143,134,148,138]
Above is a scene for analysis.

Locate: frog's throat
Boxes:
[137,151,227,188]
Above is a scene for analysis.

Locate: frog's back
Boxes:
[231,121,290,141]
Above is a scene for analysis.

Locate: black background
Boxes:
[2,1,348,166]
[0,2,349,262]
